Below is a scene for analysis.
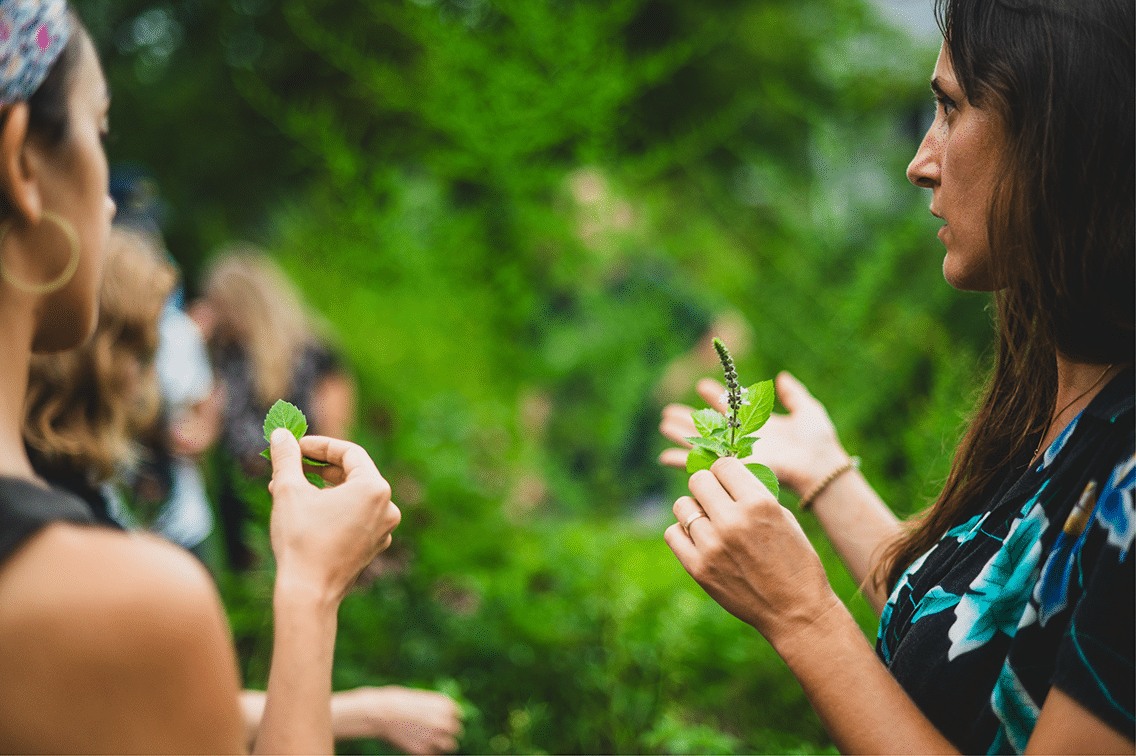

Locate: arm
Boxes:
[254,430,401,755]
[0,524,246,754]
[661,371,901,612]
[668,457,1134,754]
[242,687,464,754]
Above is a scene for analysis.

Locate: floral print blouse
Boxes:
[877,368,1134,754]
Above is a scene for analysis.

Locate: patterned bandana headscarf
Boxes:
[0,0,70,107]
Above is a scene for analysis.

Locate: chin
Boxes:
[942,254,996,292]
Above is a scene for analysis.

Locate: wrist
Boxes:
[798,456,860,511]
[273,571,342,616]
[772,594,864,672]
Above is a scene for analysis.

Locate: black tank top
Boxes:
[0,476,99,565]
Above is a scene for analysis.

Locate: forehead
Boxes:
[69,32,109,106]
[933,40,957,84]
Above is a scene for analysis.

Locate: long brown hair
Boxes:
[200,247,326,408]
[877,0,1135,593]
[23,228,177,482]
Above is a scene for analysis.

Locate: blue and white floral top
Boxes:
[876,368,1134,754]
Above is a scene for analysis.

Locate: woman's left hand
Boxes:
[664,456,843,647]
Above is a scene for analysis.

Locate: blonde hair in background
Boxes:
[201,245,326,408]
[24,227,178,482]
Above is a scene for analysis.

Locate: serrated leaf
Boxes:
[261,399,330,468]
[745,462,780,498]
[263,399,307,443]
[686,446,718,474]
[685,436,730,457]
[738,380,775,434]
[691,408,727,438]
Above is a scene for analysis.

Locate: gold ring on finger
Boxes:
[683,511,707,534]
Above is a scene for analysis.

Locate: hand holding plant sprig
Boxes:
[684,339,779,498]
[262,399,330,488]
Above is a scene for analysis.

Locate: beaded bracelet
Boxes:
[798,456,860,511]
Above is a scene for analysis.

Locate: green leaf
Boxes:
[730,439,755,459]
[685,436,730,457]
[261,399,330,467]
[263,399,308,443]
[686,446,718,474]
[691,408,727,438]
[305,471,328,489]
[738,380,775,434]
[745,462,780,498]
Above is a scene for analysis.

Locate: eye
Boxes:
[935,93,957,117]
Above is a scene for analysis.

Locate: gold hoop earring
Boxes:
[0,210,81,295]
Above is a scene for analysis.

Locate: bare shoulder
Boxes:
[0,523,246,753]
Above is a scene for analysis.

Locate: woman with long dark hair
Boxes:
[661,0,1133,751]
[0,2,400,751]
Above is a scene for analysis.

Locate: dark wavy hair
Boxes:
[878,0,1135,593]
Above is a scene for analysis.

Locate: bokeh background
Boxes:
[74,0,995,752]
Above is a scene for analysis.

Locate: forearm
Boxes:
[775,603,957,755]
[805,469,901,613]
[253,580,339,755]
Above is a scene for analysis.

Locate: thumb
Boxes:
[776,371,813,414]
[268,428,307,489]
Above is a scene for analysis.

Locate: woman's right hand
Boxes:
[267,429,401,603]
[659,371,850,498]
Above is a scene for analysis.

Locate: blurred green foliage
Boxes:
[75,0,996,752]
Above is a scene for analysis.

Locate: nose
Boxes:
[907,121,941,189]
[106,193,117,221]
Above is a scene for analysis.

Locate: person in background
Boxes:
[27,226,464,755]
[189,246,357,570]
[100,170,220,561]
[660,0,1133,752]
[0,4,400,751]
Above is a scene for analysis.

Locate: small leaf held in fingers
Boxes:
[263,399,307,444]
[745,462,780,498]
[686,446,718,474]
[261,399,330,466]
[305,471,328,489]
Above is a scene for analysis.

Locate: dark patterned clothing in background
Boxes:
[877,368,1134,754]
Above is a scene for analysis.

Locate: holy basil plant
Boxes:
[261,399,328,488]
[685,339,779,498]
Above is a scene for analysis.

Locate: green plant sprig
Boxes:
[684,338,779,497]
[261,399,329,488]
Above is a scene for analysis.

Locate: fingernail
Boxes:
[271,428,292,445]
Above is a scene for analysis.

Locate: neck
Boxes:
[0,293,40,481]
[1034,355,1120,459]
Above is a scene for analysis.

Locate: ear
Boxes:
[0,103,43,223]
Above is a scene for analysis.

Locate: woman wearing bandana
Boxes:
[661,0,1133,752]
[0,2,401,752]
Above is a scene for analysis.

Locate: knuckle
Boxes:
[360,474,392,502]
[386,502,402,528]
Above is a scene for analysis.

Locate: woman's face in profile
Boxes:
[906,41,1007,292]
[31,32,116,352]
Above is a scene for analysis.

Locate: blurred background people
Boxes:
[106,166,219,561]
[189,246,356,570]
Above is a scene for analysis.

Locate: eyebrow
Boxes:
[930,77,946,97]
